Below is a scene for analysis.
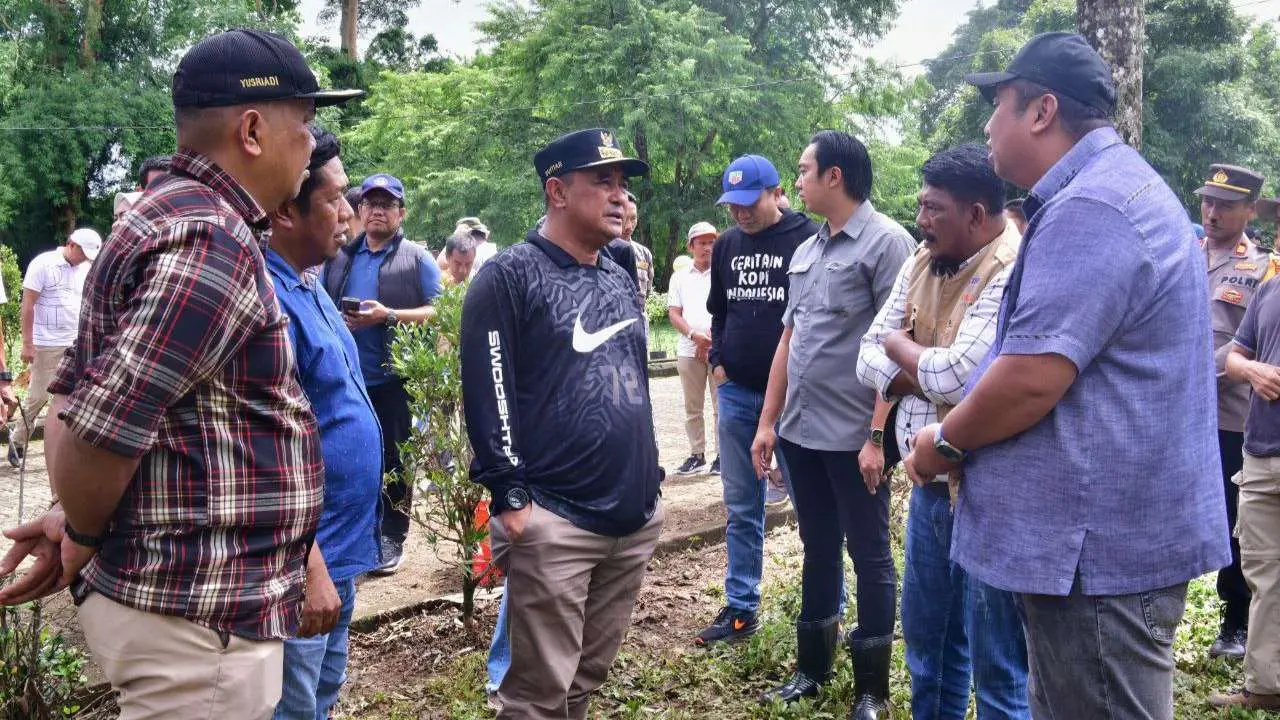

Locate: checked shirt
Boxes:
[50,149,323,641]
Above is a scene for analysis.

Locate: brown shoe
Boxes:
[1208,688,1280,709]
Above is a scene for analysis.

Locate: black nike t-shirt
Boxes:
[460,229,661,537]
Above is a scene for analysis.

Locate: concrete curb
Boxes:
[347,502,796,634]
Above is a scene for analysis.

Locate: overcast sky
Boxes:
[298,0,1280,70]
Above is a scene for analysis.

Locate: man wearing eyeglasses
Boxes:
[321,173,442,576]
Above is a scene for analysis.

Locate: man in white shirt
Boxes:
[437,217,497,280]
[669,221,718,475]
[9,228,100,467]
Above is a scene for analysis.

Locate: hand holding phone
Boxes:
[340,297,362,315]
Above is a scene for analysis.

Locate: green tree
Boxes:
[346,0,914,288]
[922,0,1280,210]
[0,0,299,264]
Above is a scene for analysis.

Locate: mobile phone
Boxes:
[341,297,362,314]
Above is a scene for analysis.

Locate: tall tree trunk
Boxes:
[340,0,359,61]
[80,0,101,65]
[1077,0,1144,148]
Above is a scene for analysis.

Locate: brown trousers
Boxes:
[1239,454,1280,695]
[491,500,664,719]
[78,592,283,719]
[676,356,718,456]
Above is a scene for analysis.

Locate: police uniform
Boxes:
[1195,163,1276,655]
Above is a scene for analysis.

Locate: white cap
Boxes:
[113,191,142,218]
[69,228,103,261]
[686,221,718,242]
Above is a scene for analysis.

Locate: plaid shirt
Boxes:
[50,149,323,641]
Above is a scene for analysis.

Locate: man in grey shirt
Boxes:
[752,130,914,718]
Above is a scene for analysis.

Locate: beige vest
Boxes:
[902,221,1020,498]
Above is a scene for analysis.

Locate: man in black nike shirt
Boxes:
[460,128,664,720]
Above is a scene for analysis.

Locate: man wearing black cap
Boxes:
[322,172,442,575]
[905,32,1229,720]
[461,128,663,719]
[0,29,360,719]
[1197,164,1276,661]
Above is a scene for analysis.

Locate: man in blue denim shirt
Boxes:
[906,33,1230,719]
[268,127,384,720]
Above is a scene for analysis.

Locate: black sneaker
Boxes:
[694,606,759,646]
[1209,625,1247,660]
[369,536,404,576]
[7,443,22,469]
[709,457,720,475]
[674,454,707,476]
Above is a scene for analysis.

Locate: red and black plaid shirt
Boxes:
[51,149,323,641]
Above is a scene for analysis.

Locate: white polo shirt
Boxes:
[23,249,89,347]
[667,264,713,358]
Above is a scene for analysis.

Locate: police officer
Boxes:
[1197,163,1277,660]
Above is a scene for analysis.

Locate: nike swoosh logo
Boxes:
[572,314,637,353]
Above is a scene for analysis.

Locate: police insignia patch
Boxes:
[1237,262,1259,271]
[1220,288,1246,305]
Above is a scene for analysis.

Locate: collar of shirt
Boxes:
[1024,127,1123,219]
[265,248,309,292]
[528,230,620,275]
[170,148,270,235]
[817,199,877,244]
[352,231,402,257]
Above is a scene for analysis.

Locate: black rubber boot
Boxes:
[847,632,892,720]
[759,616,839,704]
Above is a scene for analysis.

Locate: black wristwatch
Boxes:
[64,519,105,548]
[934,425,968,463]
[504,487,530,511]
[0,371,12,383]
[869,428,885,448]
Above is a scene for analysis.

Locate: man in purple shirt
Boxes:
[1214,270,1280,711]
[906,33,1229,720]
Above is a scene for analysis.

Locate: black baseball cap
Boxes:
[965,32,1116,115]
[172,29,364,109]
[1194,164,1265,202]
[533,128,649,184]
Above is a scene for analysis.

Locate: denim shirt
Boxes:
[267,250,383,582]
[951,128,1230,596]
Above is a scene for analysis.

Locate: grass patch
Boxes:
[339,478,1273,719]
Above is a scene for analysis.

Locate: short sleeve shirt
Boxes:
[1234,277,1280,457]
[952,128,1229,597]
[23,249,90,346]
[779,201,915,451]
[667,265,713,358]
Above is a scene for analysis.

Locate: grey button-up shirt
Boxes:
[779,201,914,451]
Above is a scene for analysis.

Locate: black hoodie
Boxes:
[707,210,819,393]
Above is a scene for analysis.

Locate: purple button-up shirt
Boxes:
[952,127,1230,597]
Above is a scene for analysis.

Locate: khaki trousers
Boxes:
[676,356,718,456]
[1238,454,1280,695]
[491,501,664,720]
[78,592,283,720]
[12,345,66,448]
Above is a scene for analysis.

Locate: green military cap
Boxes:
[1195,164,1264,202]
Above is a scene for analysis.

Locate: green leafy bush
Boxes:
[389,283,490,625]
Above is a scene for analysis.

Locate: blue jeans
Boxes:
[275,577,357,720]
[716,381,775,613]
[902,486,1029,719]
[486,584,510,693]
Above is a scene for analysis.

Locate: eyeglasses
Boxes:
[362,199,402,211]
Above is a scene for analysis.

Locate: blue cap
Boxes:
[360,173,405,201]
[717,155,781,206]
